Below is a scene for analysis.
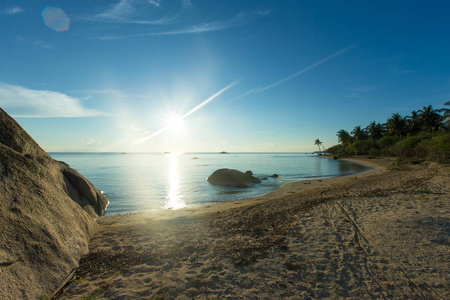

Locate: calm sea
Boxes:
[49,153,369,215]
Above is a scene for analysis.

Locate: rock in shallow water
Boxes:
[207,168,262,188]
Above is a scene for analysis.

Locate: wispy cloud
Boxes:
[0,83,103,117]
[173,11,267,34]
[253,45,356,94]
[345,84,378,98]
[84,0,176,25]
[252,130,276,135]
[97,10,269,40]
[83,1,269,40]
[393,67,417,76]
[85,138,101,147]
[95,0,135,21]
[182,0,193,8]
[118,124,150,135]
[1,6,23,15]
[17,37,52,49]
[70,88,151,100]
[147,0,162,7]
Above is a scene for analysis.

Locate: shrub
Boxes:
[369,148,382,158]
[392,135,425,159]
[377,136,398,149]
[417,133,450,163]
[346,140,377,155]
[326,144,342,155]
[328,132,449,162]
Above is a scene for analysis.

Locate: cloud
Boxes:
[118,123,150,135]
[86,0,175,25]
[70,88,150,99]
[147,0,162,7]
[85,138,101,146]
[17,37,52,49]
[0,83,103,117]
[96,0,135,21]
[84,1,269,40]
[97,10,269,40]
[345,84,378,98]
[182,0,193,8]
[252,130,275,135]
[1,6,23,15]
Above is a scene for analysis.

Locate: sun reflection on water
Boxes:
[164,153,187,210]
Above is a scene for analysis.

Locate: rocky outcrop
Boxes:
[0,108,109,300]
[0,107,50,162]
[207,168,262,188]
[62,167,108,218]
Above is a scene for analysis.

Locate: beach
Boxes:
[57,157,449,299]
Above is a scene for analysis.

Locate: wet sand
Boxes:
[58,157,449,299]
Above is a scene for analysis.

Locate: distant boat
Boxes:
[220,151,228,154]
[120,152,127,155]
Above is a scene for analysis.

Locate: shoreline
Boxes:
[59,157,449,299]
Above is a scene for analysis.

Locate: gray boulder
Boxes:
[207,168,262,188]
[0,108,109,299]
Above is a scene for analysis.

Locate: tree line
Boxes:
[327,102,450,163]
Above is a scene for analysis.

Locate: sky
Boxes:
[0,0,449,153]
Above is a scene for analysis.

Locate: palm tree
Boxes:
[365,121,384,140]
[438,101,450,118]
[418,105,442,132]
[386,113,406,137]
[351,126,367,141]
[406,110,422,135]
[337,129,352,145]
[314,139,323,155]
[438,101,450,130]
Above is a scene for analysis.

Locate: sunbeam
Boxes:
[132,81,239,146]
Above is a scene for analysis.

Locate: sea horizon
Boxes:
[49,151,321,154]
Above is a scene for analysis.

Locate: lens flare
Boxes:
[41,6,70,32]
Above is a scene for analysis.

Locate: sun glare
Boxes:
[132,82,237,146]
[165,114,184,132]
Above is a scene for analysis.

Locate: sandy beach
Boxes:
[57,157,449,299]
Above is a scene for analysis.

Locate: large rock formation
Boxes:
[207,168,262,188]
[0,108,109,299]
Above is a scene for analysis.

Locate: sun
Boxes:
[164,114,184,132]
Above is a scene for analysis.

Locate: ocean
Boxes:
[49,152,369,215]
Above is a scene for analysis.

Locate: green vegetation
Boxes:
[327,103,450,163]
[314,139,324,155]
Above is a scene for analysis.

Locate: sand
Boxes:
[57,157,449,299]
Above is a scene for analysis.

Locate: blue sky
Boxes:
[0,0,449,152]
